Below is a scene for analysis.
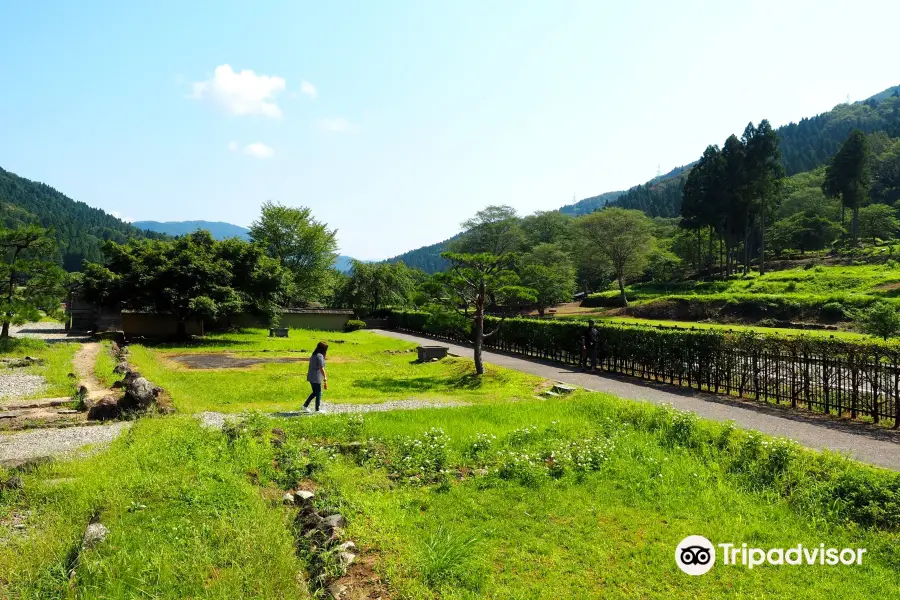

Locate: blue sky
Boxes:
[1,1,898,259]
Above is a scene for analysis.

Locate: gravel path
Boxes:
[198,400,467,430]
[0,374,47,400]
[0,422,130,468]
[375,330,900,471]
[9,322,91,343]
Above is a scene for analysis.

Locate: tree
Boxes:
[0,225,66,338]
[861,302,900,340]
[769,212,842,255]
[521,211,573,249]
[440,252,535,375]
[338,261,419,314]
[743,120,784,274]
[249,201,338,306]
[450,205,524,255]
[518,244,576,316]
[578,208,654,306]
[83,231,282,335]
[823,129,872,245]
[858,203,899,243]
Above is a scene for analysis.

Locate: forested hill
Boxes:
[0,166,164,270]
[383,237,454,272]
[559,190,624,216]
[610,88,900,217]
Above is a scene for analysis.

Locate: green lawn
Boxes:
[0,337,78,400]
[3,327,899,598]
[127,328,544,413]
[0,417,308,599]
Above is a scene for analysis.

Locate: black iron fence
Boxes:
[387,310,900,427]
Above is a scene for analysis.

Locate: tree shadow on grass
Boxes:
[140,337,256,350]
[353,372,484,394]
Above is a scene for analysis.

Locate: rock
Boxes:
[339,551,356,569]
[270,428,286,448]
[1,476,23,491]
[327,582,347,599]
[87,395,121,421]
[97,330,125,344]
[113,361,129,375]
[111,380,126,389]
[82,522,109,550]
[282,492,295,505]
[337,541,357,553]
[322,514,346,530]
[294,490,315,504]
[120,376,157,411]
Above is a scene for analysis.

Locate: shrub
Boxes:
[820,301,845,321]
[395,428,450,483]
[343,319,366,332]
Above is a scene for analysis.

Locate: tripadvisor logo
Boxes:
[675,536,866,575]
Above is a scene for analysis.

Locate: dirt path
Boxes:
[0,339,127,466]
[73,342,108,400]
[374,330,900,471]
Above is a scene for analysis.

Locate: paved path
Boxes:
[375,330,900,471]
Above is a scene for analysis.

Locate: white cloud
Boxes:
[317,117,358,133]
[227,141,238,152]
[111,211,133,223]
[300,80,318,100]
[243,142,275,159]
[191,64,286,118]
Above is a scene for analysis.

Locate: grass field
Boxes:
[3,328,900,598]
[0,337,78,400]
[127,329,544,413]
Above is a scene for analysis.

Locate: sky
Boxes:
[1,0,899,260]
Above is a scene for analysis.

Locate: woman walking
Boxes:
[303,341,328,413]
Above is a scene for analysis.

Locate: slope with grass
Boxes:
[269,396,900,598]
[582,262,900,329]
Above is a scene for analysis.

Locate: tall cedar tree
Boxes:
[743,120,784,274]
[823,129,872,245]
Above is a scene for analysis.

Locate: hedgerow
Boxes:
[387,309,900,426]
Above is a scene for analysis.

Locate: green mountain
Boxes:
[610,86,900,217]
[0,166,164,270]
[559,190,624,216]
[134,220,360,273]
[133,220,251,240]
[383,237,454,273]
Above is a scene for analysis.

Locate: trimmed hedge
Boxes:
[388,310,900,427]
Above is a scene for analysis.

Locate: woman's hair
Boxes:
[314,341,329,357]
